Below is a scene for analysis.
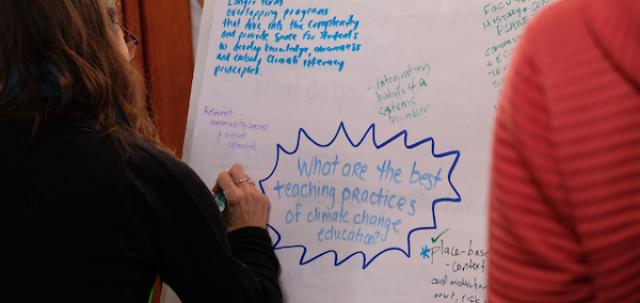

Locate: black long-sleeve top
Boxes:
[1,117,282,302]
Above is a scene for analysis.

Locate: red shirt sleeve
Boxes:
[487,12,593,303]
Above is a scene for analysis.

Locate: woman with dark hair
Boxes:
[0,1,281,302]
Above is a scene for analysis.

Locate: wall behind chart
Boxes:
[177,0,552,302]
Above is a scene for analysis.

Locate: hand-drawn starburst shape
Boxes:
[260,122,461,269]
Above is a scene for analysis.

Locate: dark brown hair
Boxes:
[0,0,165,149]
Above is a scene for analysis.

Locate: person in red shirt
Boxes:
[488,0,639,301]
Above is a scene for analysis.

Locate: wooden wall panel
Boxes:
[140,0,195,157]
[121,0,195,157]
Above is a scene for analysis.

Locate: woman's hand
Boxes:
[213,164,270,232]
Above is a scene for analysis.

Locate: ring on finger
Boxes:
[235,177,252,185]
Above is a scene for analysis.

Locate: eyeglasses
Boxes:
[108,8,139,61]
[119,24,139,61]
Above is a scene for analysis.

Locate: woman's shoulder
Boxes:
[123,133,214,208]
[122,131,228,240]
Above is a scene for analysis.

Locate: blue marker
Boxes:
[214,191,228,212]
